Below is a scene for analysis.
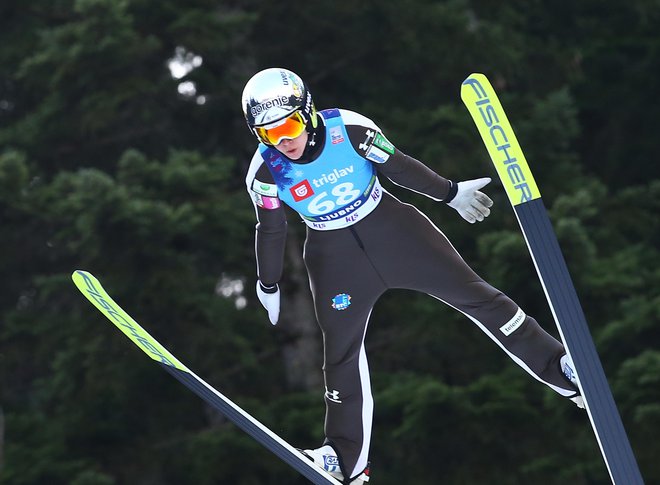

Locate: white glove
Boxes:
[446,177,493,223]
[256,281,280,325]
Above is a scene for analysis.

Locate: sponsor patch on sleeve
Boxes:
[251,191,281,209]
[251,179,279,197]
[365,145,390,163]
[373,133,395,154]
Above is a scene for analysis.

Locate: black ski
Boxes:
[461,73,643,484]
[72,270,341,485]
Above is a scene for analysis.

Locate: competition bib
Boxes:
[259,109,383,230]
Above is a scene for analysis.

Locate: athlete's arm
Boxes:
[375,150,455,201]
[341,109,456,201]
[245,155,287,287]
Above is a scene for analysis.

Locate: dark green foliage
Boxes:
[1,1,658,484]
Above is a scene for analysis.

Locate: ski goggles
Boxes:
[254,111,307,145]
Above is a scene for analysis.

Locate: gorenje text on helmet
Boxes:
[250,95,290,118]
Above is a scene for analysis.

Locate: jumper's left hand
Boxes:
[447,177,493,223]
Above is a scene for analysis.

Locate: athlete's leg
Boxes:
[356,194,576,395]
[303,227,386,479]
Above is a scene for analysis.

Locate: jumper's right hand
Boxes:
[256,280,280,325]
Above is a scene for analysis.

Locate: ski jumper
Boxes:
[245,109,577,480]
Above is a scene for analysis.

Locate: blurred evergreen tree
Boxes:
[0,0,658,483]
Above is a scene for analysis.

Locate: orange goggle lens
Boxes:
[254,112,306,145]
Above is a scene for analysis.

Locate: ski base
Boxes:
[72,270,342,485]
[461,73,643,484]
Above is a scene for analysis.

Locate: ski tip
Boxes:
[72,269,91,279]
[462,72,487,85]
[72,270,99,289]
[71,269,191,373]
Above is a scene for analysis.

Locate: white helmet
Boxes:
[241,68,317,143]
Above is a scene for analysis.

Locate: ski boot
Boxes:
[301,444,370,484]
[561,354,585,409]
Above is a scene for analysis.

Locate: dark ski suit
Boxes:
[245,108,577,479]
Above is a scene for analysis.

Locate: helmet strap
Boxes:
[310,105,318,129]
